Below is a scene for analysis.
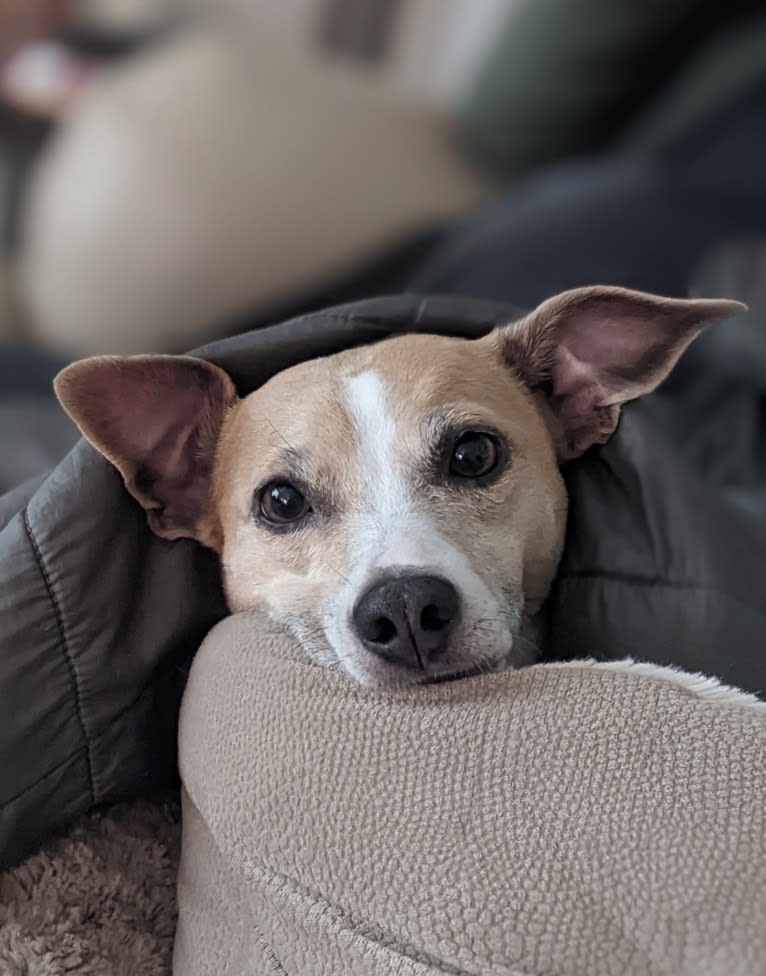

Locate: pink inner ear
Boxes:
[550,344,622,459]
[118,376,216,481]
[548,311,689,459]
[55,355,236,544]
[518,287,744,460]
[553,311,677,400]
[109,361,234,540]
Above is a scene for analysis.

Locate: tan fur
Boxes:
[214,334,568,657]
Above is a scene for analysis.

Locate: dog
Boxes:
[54,286,743,689]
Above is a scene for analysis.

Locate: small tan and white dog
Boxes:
[54,286,742,689]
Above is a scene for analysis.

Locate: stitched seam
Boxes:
[557,569,765,614]
[0,745,89,810]
[227,843,488,975]
[247,866,479,975]
[253,931,286,975]
[21,506,95,807]
[191,797,483,975]
[0,650,191,810]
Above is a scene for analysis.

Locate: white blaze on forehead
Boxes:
[343,370,480,586]
[343,370,407,514]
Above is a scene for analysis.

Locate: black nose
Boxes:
[352,574,461,669]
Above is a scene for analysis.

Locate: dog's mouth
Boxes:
[360,663,490,690]
[414,640,525,686]
[422,665,489,685]
[371,647,518,689]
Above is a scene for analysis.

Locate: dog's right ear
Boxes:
[489,286,744,460]
[54,355,237,549]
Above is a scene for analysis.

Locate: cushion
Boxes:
[457,0,766,178]
[175,610,766,976]
[21,25,485,355]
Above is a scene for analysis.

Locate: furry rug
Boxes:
[0,795,180,976]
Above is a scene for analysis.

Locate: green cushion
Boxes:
[619,16,766,153]
[456,0,766,178]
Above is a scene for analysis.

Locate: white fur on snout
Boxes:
[324,370,516,685]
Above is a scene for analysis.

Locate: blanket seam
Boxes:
[558,568,764,613]
[0,745,88,810]
[0,653,189,811]
[21,506,95,807]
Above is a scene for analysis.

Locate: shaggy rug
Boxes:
[0,794,180,975]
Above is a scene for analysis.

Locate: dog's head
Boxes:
[55,286,742,687]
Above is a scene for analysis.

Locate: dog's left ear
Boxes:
[491,285,745,460]
[54,354,237,547]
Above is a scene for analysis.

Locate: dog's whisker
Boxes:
[262,415,298,454]
[317,558,352,587]
[515,638,542,658]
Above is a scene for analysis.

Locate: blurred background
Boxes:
[1,0,766,491]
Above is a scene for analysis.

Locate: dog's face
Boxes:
[211,332,566,685]
[55,286,742,687]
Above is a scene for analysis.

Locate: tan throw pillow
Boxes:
[176,611,766,976]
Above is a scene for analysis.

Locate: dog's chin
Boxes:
[420,664,496,685]
[345,655,512,691]
[335,639,520,690]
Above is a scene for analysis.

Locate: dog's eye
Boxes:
[449,431,499,479]
[257,481,311,525]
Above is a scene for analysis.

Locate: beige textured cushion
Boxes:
[175,612,766,976]
[21,25,485,355]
